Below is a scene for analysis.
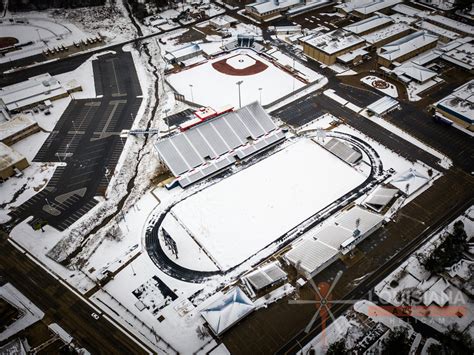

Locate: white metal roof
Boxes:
[324,138,362,164]
[392,62,437,83]
[378,31,438,62]
[200,287,255,335]
[245,262,286,291]
[285,239,338,275]
[344,15,392,35]
[313,225,353,250]
[337,0,402,15]
[367,96,399,115]
[364,186,398,211]
[0,73,66,112]
[335,206,384,235]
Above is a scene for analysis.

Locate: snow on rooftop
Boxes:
[367,96,399,115]
[336,0,402,15]
[436,79,474,124]
[363,186,398,211]
[0,73,66,112]
[303,29,365,55]
[392,62,437,83]
[285,206,383,274]
[337,47,368,63]
[285,239,338,275]
[362,22,411,45]
[200,287,255,335]
[390,168,429,195]
[378,31,438,62]
[247,0,301,15]
[417,20,460,40]
[344,14,393,35]
[0,115,37,142]
[0,142,26,171]
[389,13,417,25]
[428,15,474,36]
[166,43,202,60]
[392,3,430,18]
[169,138,365,271]
[441,40,474,70]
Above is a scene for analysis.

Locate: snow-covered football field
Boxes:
[167,138,366,271]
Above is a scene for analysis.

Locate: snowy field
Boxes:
[170,138,366,271]
[167,49,321,108]
[0,15,90,64]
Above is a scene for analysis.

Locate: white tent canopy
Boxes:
[200,287,255,335]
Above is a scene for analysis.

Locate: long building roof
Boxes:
[378,31,438,62]
[302,29,365,55]
[344,14,393,35]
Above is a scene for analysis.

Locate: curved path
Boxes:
[145,133,387,283]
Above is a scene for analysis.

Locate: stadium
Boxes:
[146,103,382,278]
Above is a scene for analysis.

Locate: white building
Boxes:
[285,206,384,277]
[336,0,402,18]
[0,73,80,113]
[200,287,255,335]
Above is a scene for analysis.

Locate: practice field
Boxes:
[167,49,315,108]
[167,138,366,271]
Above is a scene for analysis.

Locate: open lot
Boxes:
[168,138,366,271]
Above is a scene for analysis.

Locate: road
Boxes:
[0,232,149,354]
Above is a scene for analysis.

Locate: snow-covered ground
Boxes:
[169,138,365,271]
[361,76,398,98]
[0,162,60,224]
[0,14,91,64]
[167,49,323,108]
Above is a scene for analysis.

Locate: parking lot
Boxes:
[9,51,142,231]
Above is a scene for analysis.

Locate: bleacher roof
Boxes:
[155,102,283,188]
[364,186,398,211]
[324,138,362,165]
[285,239,339,275]
[245,262,286,291]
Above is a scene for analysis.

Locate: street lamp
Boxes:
[189,84,194,102]
[258,87,262,104]
[164,108,171,134]
[36,28,42,43]
[236,80,243,108]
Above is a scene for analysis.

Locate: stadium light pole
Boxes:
[236,80,243,108]
[258,87,262,104]
[189,84,194,102]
